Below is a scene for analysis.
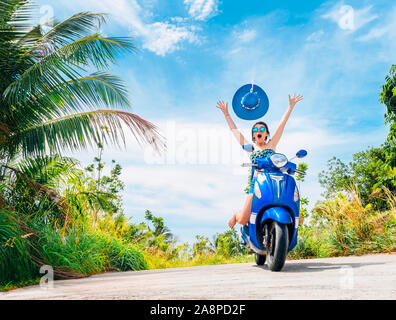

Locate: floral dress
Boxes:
[244,146,275,194]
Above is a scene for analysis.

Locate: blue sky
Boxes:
[34,0,395,243]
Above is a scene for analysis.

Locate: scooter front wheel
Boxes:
[255,253,266,265]
[266,221,289,272]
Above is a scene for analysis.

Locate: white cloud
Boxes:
[140,22,199,56]
[321,4,377,32]
[357,6,396,42]
[184,0,218,21]
[121,165,242,219]
[235,29,257,43]
[357,26,388,42]
[306,30,324,42]
[54,0,200,56]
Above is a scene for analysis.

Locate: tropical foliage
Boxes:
[291,65,396,259]
[289,186,395,259]
[319,65,396,210]
[0,0,164,288]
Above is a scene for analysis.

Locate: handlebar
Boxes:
[241,163,257,167]
[241,163,306,175]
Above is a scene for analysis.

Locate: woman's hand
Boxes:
[216,100,229,116]
[217,100,247,145]
[288,93,303,109]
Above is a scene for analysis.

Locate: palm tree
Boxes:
[0,0,165,168]
[144,210,174,244]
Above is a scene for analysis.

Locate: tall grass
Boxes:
[36,225,109,275]
[0,210,37,284]
[104,236,148,271]
[1,213,148,288]
[288,227,322,259]
[35,223,148,276]
[290,187,396,258]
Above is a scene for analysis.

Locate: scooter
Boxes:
[240,149,307,271]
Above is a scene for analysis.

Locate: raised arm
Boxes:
[268,93,303,149]
[216,100,250,146]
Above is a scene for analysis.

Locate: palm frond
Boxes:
[0,1,36,91]
[6,110,165,158]
[15,24,42,47]
[2,49,81,107]
[1,163,71,217]
[0,0,33,31]
[15,154,81,189]
[60,34,136,68]
[4,71,132,131]
[0,0,38,44]
[73,190,118,215]
[24,12,107,56]
[3,34,135,106]
[37,72,131,113]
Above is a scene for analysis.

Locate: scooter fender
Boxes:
[248,206,293,252]
[260,207,292,225]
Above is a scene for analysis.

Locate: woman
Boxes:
[216,93,303,229]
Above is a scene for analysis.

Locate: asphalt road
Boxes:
[1,253,395,300]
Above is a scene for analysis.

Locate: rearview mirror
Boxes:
[296,149,307,158]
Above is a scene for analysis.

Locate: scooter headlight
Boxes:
[270,153,288,168]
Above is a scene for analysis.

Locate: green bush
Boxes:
[35,225,107,275]
[35,225,148,276]
[288,227,321,259]
[103,236,148,271]
[214,229,249,257]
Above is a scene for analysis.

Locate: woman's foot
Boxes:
[228,213,237,229]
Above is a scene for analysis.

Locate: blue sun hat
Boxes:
[232,84,269,120]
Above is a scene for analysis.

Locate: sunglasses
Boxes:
[252,127,266,133]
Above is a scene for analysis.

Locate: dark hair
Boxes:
[252,121,270,143]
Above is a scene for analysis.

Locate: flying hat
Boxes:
[232,84,269,120]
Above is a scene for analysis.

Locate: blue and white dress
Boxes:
[242,144,275,194]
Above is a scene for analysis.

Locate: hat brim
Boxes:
[232,84,269,120]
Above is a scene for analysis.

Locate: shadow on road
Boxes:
[252,261,385,273]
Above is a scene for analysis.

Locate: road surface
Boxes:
[1,253,395,300]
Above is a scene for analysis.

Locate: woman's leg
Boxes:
[228,194,253,229]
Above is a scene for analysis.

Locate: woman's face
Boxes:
[252,124,267,143]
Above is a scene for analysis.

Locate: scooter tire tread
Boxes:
[267,221,289,272]
[255,253,266,265]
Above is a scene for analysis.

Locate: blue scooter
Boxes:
[241,149,307,271]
